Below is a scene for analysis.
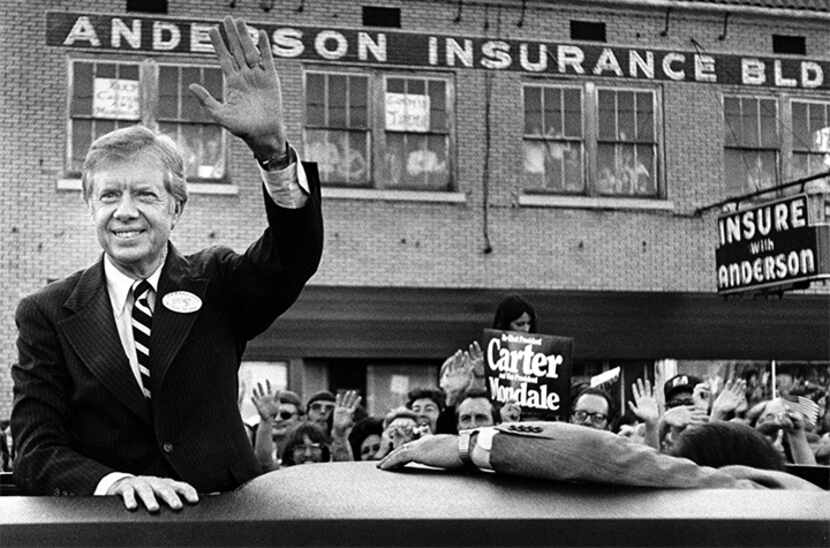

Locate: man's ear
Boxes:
[170,201,184,227]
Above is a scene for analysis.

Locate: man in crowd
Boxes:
[456,389,497,431]
[407,388,445,435]
[570,387,614,431]
[306,390,336,436]
[664,374,702,408]
[11,17,322,511]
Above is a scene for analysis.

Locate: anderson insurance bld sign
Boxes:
[716,194,830,294]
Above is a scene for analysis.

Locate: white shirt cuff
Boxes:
[471,427,497,471]
[94,472,134,496]
[258,145,310,209]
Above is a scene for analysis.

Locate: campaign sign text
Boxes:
[482,329,573,421]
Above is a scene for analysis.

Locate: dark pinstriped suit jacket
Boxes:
[11,165,323,496]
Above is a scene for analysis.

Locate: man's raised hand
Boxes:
[332,390,362,437]
[627,378,660,425]
[189,17,286,156]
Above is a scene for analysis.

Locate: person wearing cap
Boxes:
[664,374,703,408]
[250,384,304,471]
[306,390,336,435]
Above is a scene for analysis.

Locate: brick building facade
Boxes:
[3,0,830,419]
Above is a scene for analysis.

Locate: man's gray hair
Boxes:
[81,125,188,208]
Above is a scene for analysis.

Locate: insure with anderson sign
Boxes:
[716,196,815,292]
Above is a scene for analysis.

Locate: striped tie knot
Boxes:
[132,279,153,399]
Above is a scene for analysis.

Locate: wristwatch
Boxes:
[256,141,293,171]
[458,429,478,467]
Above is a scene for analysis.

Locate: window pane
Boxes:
[524,86,542,135]
[634,144,656,195]
[406,79,425,95]
[791,102,808,152]
[759,98,777,148]
[741,98,759,147]
[200,68,223,123]
[563,88,582,138]
[598,89,616,140]
[95,63,116,78]
[617,91,634,141]
[387,78,405,93]
[349,76,368,128]
[72,62,93,115]
[725,149,777,193]
[428,80,446,131]
[181,67,201,120]
[543,87,562,137]
[306,73,325,126]
[305,129,338,183]
[808,102,826,152]
[345,131,370,184]
[597,143,648,195]
[158,66,179,119]
[425,134,449,188]
[723,96,740,147]
[94,119,115,139]
[636,92,654,142]
[403,134,426,187]
[328,75,347,128]
[180,124,201,178]
[197,125,225,179]
[71,119,92,173]
[385,132,405,186]
[562,142,583,192]
[119,64,138,80]
[523,141,547,189]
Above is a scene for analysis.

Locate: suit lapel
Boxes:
[151,246,208,390]
[59,258,152,425]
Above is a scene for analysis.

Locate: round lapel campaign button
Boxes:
[162,291,202,314]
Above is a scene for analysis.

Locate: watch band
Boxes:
[256,141,293,171]
[457,429,477,466]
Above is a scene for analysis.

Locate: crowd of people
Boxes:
[233,295,830,475]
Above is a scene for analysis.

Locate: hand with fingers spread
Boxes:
[627,378,661,426]
[439,349,474,407]
[710,378,747,421]
[332,390,362,438]
[189,17,286,159]
[663,405,709,429]
[377,434,463,471]
[251,380,280,422]
[107,475,199,513]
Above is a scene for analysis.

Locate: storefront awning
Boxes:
[245,286,830,361]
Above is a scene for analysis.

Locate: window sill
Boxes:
[57,179,239,196]
[519,193,675,211]
[322,187,466,203]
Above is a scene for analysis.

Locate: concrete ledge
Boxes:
[519,193,675,211]
[322,187,466,203]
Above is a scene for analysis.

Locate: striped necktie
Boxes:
[132,280,153,399]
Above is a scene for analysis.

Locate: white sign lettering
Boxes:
[385,93,430,132]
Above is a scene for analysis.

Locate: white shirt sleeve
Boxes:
[94,472,134,496]
[258,145,310,209]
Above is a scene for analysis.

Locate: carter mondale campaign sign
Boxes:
[716,194,830,294]
[482,329,573,422]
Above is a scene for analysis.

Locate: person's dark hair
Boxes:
[0,428,8,472]
[670,421,785,471]
[406,387,445,412]
[492,295,537,332]
[455,389,499,424]
[571,387,616,427]
[281,422,331,466]
[348,417,383,460]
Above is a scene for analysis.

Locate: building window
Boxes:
[790,99,830,180]
[522,83,660,198]
[303,69,453,191]
[384,77,450,190]
[304,71,370,186]
[723,95,779,194]
[67,59,226,182]
[523,85,584,193]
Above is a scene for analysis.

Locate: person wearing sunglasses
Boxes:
[250,383,302,471]
[281,423,331,466]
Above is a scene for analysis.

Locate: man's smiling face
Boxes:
[89,155,180,279]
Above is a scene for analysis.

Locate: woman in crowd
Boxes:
[281,422,332,466]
